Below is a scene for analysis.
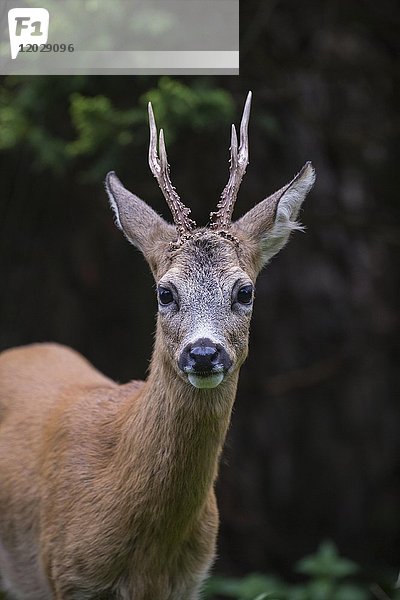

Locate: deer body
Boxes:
[0,339,231,599]
[0,94,315,599]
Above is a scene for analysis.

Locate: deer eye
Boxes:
[158,287,174,306]
[236,284,253,305]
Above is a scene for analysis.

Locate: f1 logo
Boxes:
[8,8,50,59]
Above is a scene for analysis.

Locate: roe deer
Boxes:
[0,92,315,599]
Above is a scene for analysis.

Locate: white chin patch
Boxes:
[187,372,224,389]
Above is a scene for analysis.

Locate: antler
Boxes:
[148,102,196,241]
[210,91,252,232]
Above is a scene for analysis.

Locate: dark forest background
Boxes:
[0,0,399,593]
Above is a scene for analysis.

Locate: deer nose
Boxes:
[179,338,232,375]
[189,344,219,369]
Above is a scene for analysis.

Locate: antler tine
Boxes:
[239,90,251,161]
[210,91,252,232]
[147,102,195,240]
[230,124,238,170]
[148,102,159,179]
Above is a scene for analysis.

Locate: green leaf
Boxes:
[296,541,359,580]
[203,573,286,600]
[332,583,370,600]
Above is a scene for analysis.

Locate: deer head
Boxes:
[105,93,315,389]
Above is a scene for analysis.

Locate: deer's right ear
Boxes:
[105,172,176,266]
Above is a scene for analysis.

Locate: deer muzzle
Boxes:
[178,338,232,389]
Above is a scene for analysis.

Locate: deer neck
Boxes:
[112,329,239,540]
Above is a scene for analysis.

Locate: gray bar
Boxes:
[0,68,239,75]
[0,0,239,75]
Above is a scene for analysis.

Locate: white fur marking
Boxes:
[188,373,224,389]
[105,183,122,230]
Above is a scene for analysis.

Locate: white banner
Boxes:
[0,0,239,74]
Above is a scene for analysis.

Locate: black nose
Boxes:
[179,338,232,374]
[189,344,219,369]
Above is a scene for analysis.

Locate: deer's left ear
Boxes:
[232,162,315,272]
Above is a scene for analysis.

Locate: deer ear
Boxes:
[105,172,176,269]
[233,162,315,271]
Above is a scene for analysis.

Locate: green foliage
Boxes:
[205,574,286,600]
[296,541,358,580]
[0,76,234,179]
[67,93,141,157]
[142,77,235,137]
[0,76,88,173]
[203,541,400,600]
[0,87,28,150]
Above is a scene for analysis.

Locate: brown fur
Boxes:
[0,340,234,599]
[0,158,314,599]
